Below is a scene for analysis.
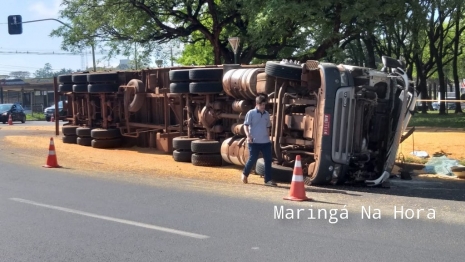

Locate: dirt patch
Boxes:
[1,133,261,185]
[398,131,465,161]
[2,127,464,184]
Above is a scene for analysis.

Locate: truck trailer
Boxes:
[56,56,417,187]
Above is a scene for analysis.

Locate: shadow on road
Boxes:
[307,176,465,202]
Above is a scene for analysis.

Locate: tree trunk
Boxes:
[414,52,429,113]
[453,4,463,113]
[418,74,429,114]
[362,35,376,69]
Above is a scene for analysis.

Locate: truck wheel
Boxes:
[173,137,199,151]
[62,126,79,136]
[77,137,92,146]
[170,82,190,93]
[255,158,293,182]
[191,153,223,166]
[91,128,121,139]
[72,74,88,84]
[91,138,122,149]
[73,84,88,93]
[88,83,120,93]
[76,127,92,137]
[189,82,223,94]
[169,69,190,82]
[58,84,73,93]
[87,72,118,83]
[173,150,192,162]
[62,135,77,144]
[58,74,72,84]
[126,79,146,113]
[191,140,221,154]
[189,68,223,81]
[265,61,302,81]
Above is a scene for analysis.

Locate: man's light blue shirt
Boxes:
[244,108,271,144]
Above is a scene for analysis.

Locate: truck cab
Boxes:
[260,56,417,187]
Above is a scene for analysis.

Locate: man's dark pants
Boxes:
[242,142,272,182]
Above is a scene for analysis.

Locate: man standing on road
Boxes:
[241,94,276,186]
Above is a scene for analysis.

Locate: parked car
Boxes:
[0,103,26,124]
[44,101,67,121]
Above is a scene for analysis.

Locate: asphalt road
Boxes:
[1,151,464,261]
[1,123,464,261]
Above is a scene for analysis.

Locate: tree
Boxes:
[176,32,215,65]
[9,71,30,79]
[33,63,54,78]
[34,63,75,78]
[52,0,406,65]
[451,3,464,113]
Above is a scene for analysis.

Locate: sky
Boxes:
[0,0,127,77]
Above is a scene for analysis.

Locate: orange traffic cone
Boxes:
[43,137,61,168]
[8,114,13,125]
[283,155,312,201]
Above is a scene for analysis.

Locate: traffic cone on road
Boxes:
[8,114,13,125]
[43,137,61,168]
[283,155,312,201]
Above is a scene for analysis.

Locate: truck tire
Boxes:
[255,158,293,182]
[58,74,72,84]
[170,82,190,93]
[173,150,192,162]
[91,128,121,139]
[72,74,88,84]
[62,126,79,136]
[189,68,223,81]
[191,140,221,154]
[88,83,120,93]
[173,137,199,151]
[73,84,88,93]
[169,69,190,82]
[265,61,302,81]
[77,137,92,146]
[126,79,146,113]
[191,153,223,166]
[87,72,119,83]
[189,82,223,94]
[59,84,73,93]
[62,135,77,144]
[91,138,122,149]
[76,127,92,137]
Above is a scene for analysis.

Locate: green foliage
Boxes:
[9,71,30,79]
[408,110,465,128]
[33,63,75,78]
[176,38,215,66]
[50,0,465,76]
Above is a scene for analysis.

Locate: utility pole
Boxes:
[134,42,138,70]
[171,46,173,66]
[91,44,96,71]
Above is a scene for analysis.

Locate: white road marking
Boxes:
[10,198,209,239]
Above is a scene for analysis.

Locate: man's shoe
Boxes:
[241,174,248,184]
[264,180,277,187]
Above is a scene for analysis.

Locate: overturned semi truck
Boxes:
[56,56,417,187]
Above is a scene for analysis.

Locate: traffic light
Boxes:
[8,15,23,35]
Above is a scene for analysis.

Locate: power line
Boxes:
[0,50,84,55]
